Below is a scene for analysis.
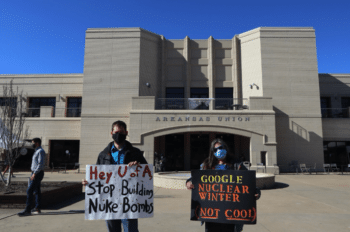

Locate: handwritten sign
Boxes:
[190,170,256,224]
[85,164,154,220]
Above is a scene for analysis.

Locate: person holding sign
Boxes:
[186,138,261,232]
[82,120,147,232]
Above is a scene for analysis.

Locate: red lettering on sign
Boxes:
[106,172,112,184]
[234,185,241,193]
[226,185,233,193]
[199,192,207,200]
[205,184,211,192]
[242,185,249,194]
[211,192,218,201]
[118,166,128,177]
[212,184,219,192]
[220,184,225,193]
[198,184,205,192]
[200,207,220,219]
[233,194,240,202]
[219,193,225,201]
[99,171,105,180]
[142,165,153,180]
[90,166,98,180]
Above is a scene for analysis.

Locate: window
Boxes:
[29,97,56,117]
[215,88,233,110]
[165,88,184,109]
[0,97,17,116]
[323,141,350,166]
[190,88,208,98]
[66,97,82,117]
[341,97,350,118]
[166,88,184,98]
[320,97,331,118]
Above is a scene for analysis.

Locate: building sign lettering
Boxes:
[156,116,250,122]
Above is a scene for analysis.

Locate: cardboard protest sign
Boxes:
[85,164,154,220]
[190,170,256,224]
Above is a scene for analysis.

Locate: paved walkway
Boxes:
[1,172,349,232]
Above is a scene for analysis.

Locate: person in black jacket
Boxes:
[83,120,147,232]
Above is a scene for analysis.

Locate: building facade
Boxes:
[1,27,349,173]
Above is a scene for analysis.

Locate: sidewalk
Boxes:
[1,172,349,232]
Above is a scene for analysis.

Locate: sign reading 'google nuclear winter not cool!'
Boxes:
[85,164,154,220]
[191,170,257,224]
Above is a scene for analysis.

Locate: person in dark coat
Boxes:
[83,120,147,232]
[186,138,261,232]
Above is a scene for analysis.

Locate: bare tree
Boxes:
[0,80,29,186]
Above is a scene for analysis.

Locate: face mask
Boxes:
[214,148,227,160]
[112,132,126,144]
[32,144,36,149]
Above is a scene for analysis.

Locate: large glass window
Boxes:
[166,88,184,98]
[164,88,185,109]
[215,88,233,110]
[341,97,350,118]
[29,97,56,117]
[190,88,208,98]
[323,141,350,167]
[67,97,82,117]
[190,88,209,109]
[0,97,17,115]
[320,97,331,118]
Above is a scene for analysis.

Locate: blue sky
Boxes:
[0,0,349,74]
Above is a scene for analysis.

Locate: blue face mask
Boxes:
[214,148,227,160]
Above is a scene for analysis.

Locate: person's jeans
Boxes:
[106,219,138,232]
[25,171,44,211]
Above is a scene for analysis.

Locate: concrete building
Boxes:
[1,27,349,173]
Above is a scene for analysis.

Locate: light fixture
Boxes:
[249,83,259,90]
[146,83,151,88]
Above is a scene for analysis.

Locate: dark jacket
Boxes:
[96,140,147,165]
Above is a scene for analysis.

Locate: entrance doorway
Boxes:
[154,132,250,171]
[190,134,210,170]
[50,140,80,169]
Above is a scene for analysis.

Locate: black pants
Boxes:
[25,171,44,211]
[205,222,243,232]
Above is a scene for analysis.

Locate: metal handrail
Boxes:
[155,98,249,110]
[321,108,349,118]
[23,107,81,118]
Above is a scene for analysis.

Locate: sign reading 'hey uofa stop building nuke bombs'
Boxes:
[190,170,257,224]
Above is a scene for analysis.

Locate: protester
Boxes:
[186,138,261,232]
[18,138,46,216]
[82,120,147,232]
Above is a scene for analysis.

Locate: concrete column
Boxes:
[184,36,191,99]
[184,133,191,170]
[160,35,167,99]
[232,35,242,103]
[208,36,215,110]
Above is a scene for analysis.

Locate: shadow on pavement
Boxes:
[261,182,289,191]
[44,193,85,210]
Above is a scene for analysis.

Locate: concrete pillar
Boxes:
[184,36,191,99]
[232,35,242,104]
[208,36,215,110]
[160,35,167,99]
[184,133,191,170]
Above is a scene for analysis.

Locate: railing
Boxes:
[56,108,81,117]
[155,98,249,110]
[25,108,44,117]
[23,107,81,118]
[321,108,350,118]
